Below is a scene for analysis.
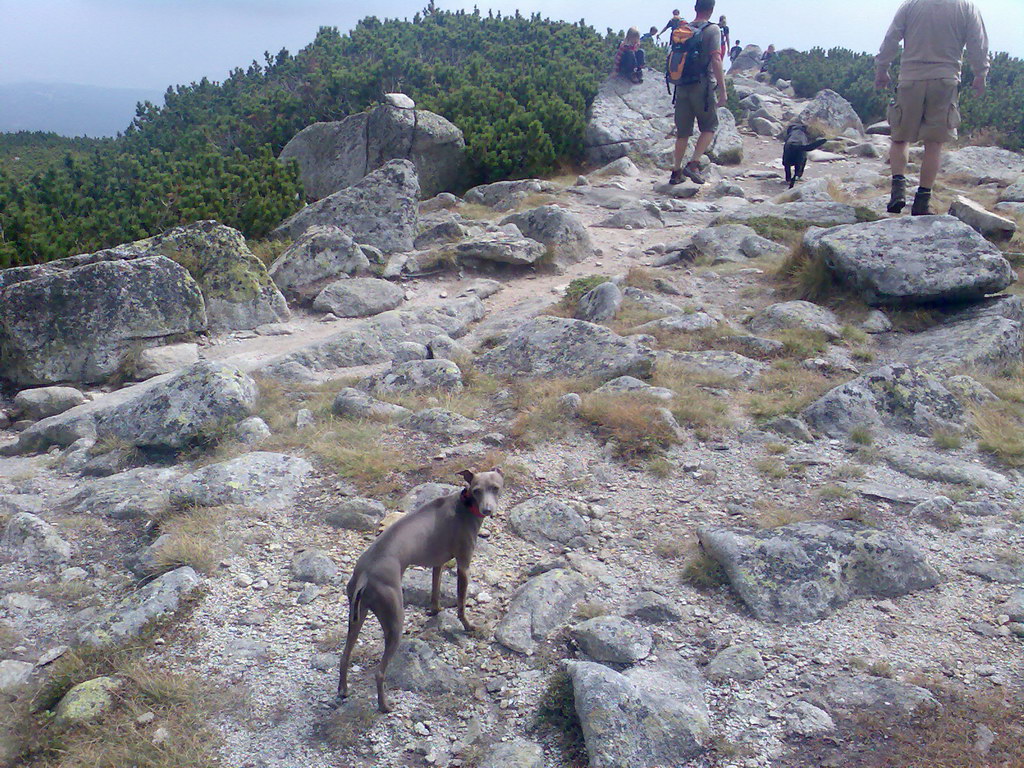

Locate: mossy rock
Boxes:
[54,676,122,727]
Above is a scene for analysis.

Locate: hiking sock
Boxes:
[887,174,907,214]
[911,187,932,216]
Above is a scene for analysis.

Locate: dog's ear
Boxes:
[458,469,475,484]
[490,467,503,475]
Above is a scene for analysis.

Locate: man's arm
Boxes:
[705,26,726,107]
[657,20,672,38]
[875,2,908,87]
[964,3,990,95]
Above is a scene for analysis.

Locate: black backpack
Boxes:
[665,22,711,92]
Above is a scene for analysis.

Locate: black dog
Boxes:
[782,124,828,188]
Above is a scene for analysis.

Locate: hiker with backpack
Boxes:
[614,27,647,84]
[657,9,683,41]
[667,0,727,185]
[730,40,743,63]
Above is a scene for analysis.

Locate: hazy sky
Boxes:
[1,0,1021,90]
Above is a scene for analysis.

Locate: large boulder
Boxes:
[477,316,655,382]
[495,569,590,654]
[567,658,710,767]
[59,467,179,519]
[169,452,313,511]
[729,45,764,73]
[272,159,420,254]
[452,227,546,267]
[500,205,594,271]
[584,75,675,165]
[13,386,86,421]
[360,359,463,395]
[798,88,865,137]
[312,277,405,318]
[698,520,941,623]
[575,282,622,323]
[686,224,787,264]
[268,225,370,301]
[897,296,1024,371]
[805,215,1015,306]
[385,638,468,695]
[708,107,744,165]
[279,103,467,200]
[804,363,965,438]
[122,220,289,332]
[821,674,940,719]
[0,255,205,386]
[76,566,202,646]
[943,146,1024,185]
[463,179,556,212]
[508,497,589,546]
[1,512,71,564]
[10,361,257,455]
[749,300,842,339]
[259,298,484,376]
[572,616,653,664]
[717,202,860,227]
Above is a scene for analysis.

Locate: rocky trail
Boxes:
[2,74,1024,768]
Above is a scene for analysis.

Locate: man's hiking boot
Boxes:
[887,175,906,213]
[668,168,683,185]
[682,162,706,185]
[911,189,932,216]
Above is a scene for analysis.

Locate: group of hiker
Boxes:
[612,0,990,215]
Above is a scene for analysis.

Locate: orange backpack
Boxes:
[666,22,710,88]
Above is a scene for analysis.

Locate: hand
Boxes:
[875,70,891,90]
[716,88,728,108]
[972,77,986,97]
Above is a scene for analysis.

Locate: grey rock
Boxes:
[955,500,1002,517]
[272,160,419,254]
[861,309,892,333]
[804,364,966,438]
[54,676,122,726]
[393,341,430,363]
[426,334,471,362]
[783,701,836,737]
[295,408,315,430]
[729,45,764,73]
[291,549,339,585]
[509,497,589,546]
[477,738,544,768]
[279,105,466,200]
[61,467,178,519]
[584,75,676,165]
[594,376,674,401]
[0,255,206,386]
[589,156,641,178]
[596,203,665,230]
[0,659,34,695]
[332,388,411,421]
[268,225,370,301]
[170,452,313,510]
[798,89,865,137]
[501,205,594,271]
[13,387,86,421]
[948,196,1017,242]
[910,496,956,526]
[634,312,718,334]
[463,179,554,212]
[767,416,814,443]
[709,107,744,165]
[312,277,405,318]
[400,482,460,513]
[627,591,682,624]
[404,408,482,438]
[361,359,463,395]
[477,316,655,382]
[750,116,781,136]
[705,644,766,681]
[717,201,860,227]
[965,561,1023,583]
[572,616,652,664]
[1,512,71,564]
[686,224,787,265]
[567,657,710,767]
[749,300,842,339]
[1001,589,1024,622]
[451,228,546,267]
[127,533,175,577]
[234,416,271,446]
[133,343,200,380]
[659,350,766,383]
[559,393,583,414]
[223,638,269,661]
[884,447,1009,489]
[76,567,202,646]
[698,520,941,623]
[897,296,1024,371]
[325,497,387,531]
[496,569,590,654]
[943,146,1024,185]
[1000,176,1024,203]
[807,215,1014,306]
[821,673,940,718]
[403,568,457,609]
[385,638,467,694]
[575,282,622,323]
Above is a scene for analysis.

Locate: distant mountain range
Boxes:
[0,82,164,138]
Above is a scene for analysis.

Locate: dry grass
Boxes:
[578,393,682,461]
[149,508,224,577]
[652,362,733,436]
[755,457,789,479]
[849,425,874,446]
[742,362,837,421]
[681,550,728,589]
[320,700,380,748]
[575,603,609,620]
[607,302,665,334]
[510,377,597,446]
[752,502,812,528]
[646,456,674,478]
[307,421,415,487]
[973,401,1024,466]
[535,670,588,768]
[654,534,691,560]
[742,215,811,247]
[817,483,854,500]
[932,428,964,451]
[249,238,291,267]
[775,328,830,358]
[622,266,662,291]
[776,241,837,302]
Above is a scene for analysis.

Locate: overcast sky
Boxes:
[1,0,1021,90]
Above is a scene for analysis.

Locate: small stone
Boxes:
[136,712,156,725]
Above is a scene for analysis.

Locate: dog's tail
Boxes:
[800,138,828,153]
[348,572,368,627]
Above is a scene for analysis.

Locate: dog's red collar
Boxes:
[461,489,485,519]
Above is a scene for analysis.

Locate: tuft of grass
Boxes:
[622,266,661,291]
[654,535,690,560]
[510,377,596,446]
[755,457,789,479]
[575,603,609,620]
[888,308,942,333]
[608,301,665,334]
[320,700,379,748]
[932,428,964,450]
[849,425,874,446]
[249,238,291,267]
[766,442,790,455]
[653,362,733,434]
[578,394,682,461]
[742,215,811,246]
[559,275,611,314]
[536,670,588,768]
[309,421,414,486]
[681,550,728,589]
[817,483,853,500]
[833,463,866,479]
[777,241,836,301]
[753,503,812,528]
[775,327,830,358]
[743,362,838,421]
[646,456,674,478]
[974,402,1024,466]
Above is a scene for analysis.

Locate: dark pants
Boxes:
[617,48,646,77]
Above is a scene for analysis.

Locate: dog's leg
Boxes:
[428,566,442,615]
[337,597,368,701]
[456,563,473,632]
[374,594,404,714]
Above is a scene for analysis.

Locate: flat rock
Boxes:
[717,201,860,227]
[508,497,589,546]
[596,203,665,230]
[749,300,842,339]
[884,447,1009,489]
[698,520,940,623]
[686,224,787,264]
[896,297,1024,372]
[0,660,34,695]
[133,343,200,380]
[501,205,594,271]
[943,146,1024,185]
[948,196,1017,242]
[404,408,482,438]
[463,179,555,212]
[169,452,313,510]
[386,638,467,694]
[821,673,940,718]
[477,738,544,768]
[291,549,340,585]
[477,316,655,382]
[705,644,767,682]
[659,350,766,383]
[495,569,589,654]
[400,483,460,513]
[360,359,463,395]
[452,228,546,267]
[325,497,387,531]
[312,277,405,318]
[13,387,86,421]
[60,467,179,519]
[572,616,652,664]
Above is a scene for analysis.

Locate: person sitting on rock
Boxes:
[760,44,776,71]
[668,0,727,186]
[657,9,683,41]
[614,27,647,84]
[875,0,989,216]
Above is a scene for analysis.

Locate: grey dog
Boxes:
[337,468,504,713]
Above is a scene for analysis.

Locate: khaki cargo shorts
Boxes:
[674,78,719,139]
[888,78,961,144]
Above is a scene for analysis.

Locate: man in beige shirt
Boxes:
[875,0,989,215]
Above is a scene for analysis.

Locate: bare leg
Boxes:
[374,600,404,714]
[919,141,944,189]
[672,136,690,170]
[337,602,367,700]
[690,130,715,164]
[889,140,909,177]
[429,566,442,615]
[456,566,473,632]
